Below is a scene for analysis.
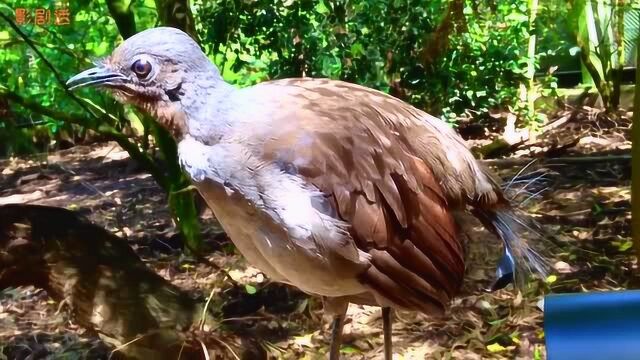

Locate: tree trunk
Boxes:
[140,0,204,252]
[419,0,466,68]
[154,0,199,42]
[611,0,625,110]
[105,0,137,39]
[632,33,640,261]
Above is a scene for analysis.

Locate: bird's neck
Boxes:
[186,80,236,144]
[154,77,236,144]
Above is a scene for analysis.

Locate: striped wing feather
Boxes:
[259,79,478,314]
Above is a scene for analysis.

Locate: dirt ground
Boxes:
[0,108,634,359]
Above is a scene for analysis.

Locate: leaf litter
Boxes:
[0,109,632,359]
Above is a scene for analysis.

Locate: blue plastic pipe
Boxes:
[544,290,640,360]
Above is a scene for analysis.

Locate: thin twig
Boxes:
[52,163,107,197]
[199,287,217,331]
[0,87,168,191]
[108,335,145,360]
[177,342,186,360]
[221,315,272,322]
[512,172,549,198]
[210,337,240,360]
[482,154,631,168]
[198,339,212,360]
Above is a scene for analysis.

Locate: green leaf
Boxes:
[592,202,603,214]
[618,240,633,252]
[245,284,257,295]
[569,46,581,56]
[94,42,110,57]
[487,343,507,352]
[505,13,528,23]
[238,53,254,62]
[350,43,365,57]
[623,8,640,65]
[315,2,329,15]
[340,345,361,354]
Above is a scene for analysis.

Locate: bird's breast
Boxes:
[195,178,368,298]
[177,137,369,297]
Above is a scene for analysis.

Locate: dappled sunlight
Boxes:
[0,0,636,358]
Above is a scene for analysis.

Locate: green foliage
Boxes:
[623,7,640,65]
[196,0,446,91]
[439,1,532,121]
[568,0,638,111]
[194,0,563,123]
[0,0,160,155]
[0,1,116,152]
[0,0,202,252]
[152,122,202,252]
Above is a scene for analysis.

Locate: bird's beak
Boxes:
[66,66,127,90]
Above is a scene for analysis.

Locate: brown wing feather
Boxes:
[259,79,481,314]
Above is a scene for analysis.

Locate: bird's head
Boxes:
[67,27,226,138]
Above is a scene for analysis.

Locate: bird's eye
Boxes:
[131,59,152,78]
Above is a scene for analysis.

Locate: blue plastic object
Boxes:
[544,290,640,360]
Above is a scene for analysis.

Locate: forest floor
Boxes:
[0,106,634,360]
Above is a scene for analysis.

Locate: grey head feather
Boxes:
[109,27,220,77]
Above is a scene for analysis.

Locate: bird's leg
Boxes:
[323,297,349,360]
[329,313,345,360]
[382,307,393,360]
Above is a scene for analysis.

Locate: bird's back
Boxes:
[233,78,504,209]
[205,78,517,313]
[182,77,545,314]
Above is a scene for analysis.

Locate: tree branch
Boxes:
[106,0,138,39]
[154,0,199,42]
[1,38,78,58]
[481,154,631,168]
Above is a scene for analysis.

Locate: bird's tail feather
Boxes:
[475,207,551,291]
